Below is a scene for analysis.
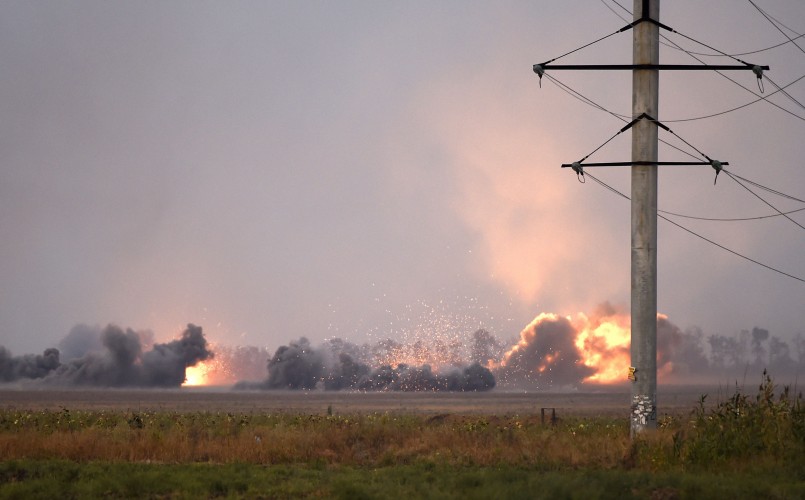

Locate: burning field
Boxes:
[1,302,801,391]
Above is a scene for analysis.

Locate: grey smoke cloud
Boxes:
[0,347,60,382]
[57,324,104,361]
[236,336,496,392]
[2,312,801,390]
[230,311,803,391]
[0,323,212,387]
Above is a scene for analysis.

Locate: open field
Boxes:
[1,379,802,498]
[0,385,713,417]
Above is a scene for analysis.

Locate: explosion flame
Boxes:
[182,305,641,389]
[11,302,778,391]
[183,363,210,386]
[572,309,632,384]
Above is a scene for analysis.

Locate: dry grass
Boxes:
[1,374,800,475]
[0,410,630,468]
[2,379,802,498]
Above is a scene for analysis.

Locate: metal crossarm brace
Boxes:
[561,114,727,169]
[561,161,728,168]
[534,63,769,73]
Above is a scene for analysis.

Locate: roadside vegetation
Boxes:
[0,373,802,498]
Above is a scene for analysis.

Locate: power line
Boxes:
[602,0,805,122]
[604,0,805,56]
[748,0,805,56]
[543,73,726,162]
[662,74,805,122]
[661,168,805,221]
[542,73,630,120]
[539,24,632,66]
[726,172,805,204]
[660,206,805,222]
[747,1,804,38]
[576,162,805,222]
[759,9,804,39]
[658,212,804,283]
[581,171,805,283]
[664,26,759,67]
[570,114,721,168]
[539,14,805,232]
[661,34,805,122]
[567,125,805,224]
[543,60,805,123]
[723,169,805,231]
[545,72,805,229]
[646,117,710,161]
[556,97,805,222]
[668,33,805,58]
[765,75,805,113]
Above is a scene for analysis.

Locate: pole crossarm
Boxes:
[532,0,767,85]
[565,113,726,173]
[561,161,728,168]
[534,63,769,73]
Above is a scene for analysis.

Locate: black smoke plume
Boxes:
[0,347,60,382]
[494,314,595,390]
[57,324,104,361]
[264,337,324,390]
[0,323,212,387]
[235,336,496,392]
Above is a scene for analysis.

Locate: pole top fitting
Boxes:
[710,160,723,185]
[571,161,585,183]
[752,66,765,93]
[710,159,722,173]
[533,64,544,78]
[533,64,545,87]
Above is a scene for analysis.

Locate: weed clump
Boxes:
[636,371,804,473]
[685,371,803,467]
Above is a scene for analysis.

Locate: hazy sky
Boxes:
[1,0,803,355]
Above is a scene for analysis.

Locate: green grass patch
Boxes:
[1,460,803,499]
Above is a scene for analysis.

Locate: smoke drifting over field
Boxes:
[234,337,496,392]
[0,324,212,387]
[2,304,802,390]
[0,347,60,382]
[229,303,801,390]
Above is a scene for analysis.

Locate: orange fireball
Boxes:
[572,310,631,384]
[183,362,211,386]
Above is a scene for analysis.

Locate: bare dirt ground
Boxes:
[0,385,714,417]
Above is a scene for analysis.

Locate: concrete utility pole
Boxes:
[536,0,764,439]
[630,0,659,436]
